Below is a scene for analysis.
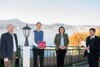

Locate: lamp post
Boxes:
[22,24,31,67]
[22,24,31,46]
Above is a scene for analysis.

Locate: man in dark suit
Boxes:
[84,28,100,67]
[1,24,19,67]
[0,38,4,67]
[0,38,2,59]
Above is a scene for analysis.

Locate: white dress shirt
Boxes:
[12,34,17,52]
[90,35,95,39]
[87,35,95,53]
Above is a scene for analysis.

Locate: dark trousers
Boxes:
[56,49,66,67]
[87,53,99,67]
[0,59,4,67]
[15,58,19,67]
[33,48,44,67]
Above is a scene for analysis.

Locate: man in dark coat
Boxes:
[1,24,20,67]
[84,28,100,67]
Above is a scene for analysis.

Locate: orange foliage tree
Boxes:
[69,32,88,46]
[69,28,100,46]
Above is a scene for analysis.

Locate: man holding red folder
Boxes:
[32,22,46,67]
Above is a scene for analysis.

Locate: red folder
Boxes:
[38,41,46,49]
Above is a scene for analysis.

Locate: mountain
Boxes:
[0,19,25,25]
[0,19,26,29]
[0,19,99,30]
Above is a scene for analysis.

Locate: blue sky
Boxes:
[0,0,100,25]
